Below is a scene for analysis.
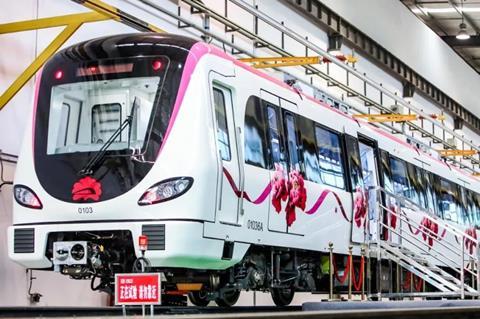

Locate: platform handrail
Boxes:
[370,186,480,298]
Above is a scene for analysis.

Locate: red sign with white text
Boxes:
[115,273,161,305]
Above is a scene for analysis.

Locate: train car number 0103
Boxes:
[78,207,94,214]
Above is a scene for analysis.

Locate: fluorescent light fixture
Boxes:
[456,22,471,40]
[418,7,480,13]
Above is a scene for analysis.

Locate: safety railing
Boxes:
[370,186,480,299]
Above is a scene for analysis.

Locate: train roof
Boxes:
[54,33,198,62]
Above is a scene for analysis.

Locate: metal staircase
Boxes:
[368,187,480,299]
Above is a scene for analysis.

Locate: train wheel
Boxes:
[215,289,241,307]
[188,290,210,307]
[270,287,295,306]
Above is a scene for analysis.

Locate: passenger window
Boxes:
[439,179,460,223]
[424,172,437,216]
[464,190,475,226]
[298,116,321,183]
[474,193,480,227]
[380,150,393,193]
[266,104,284,166]
[213,88,231,161]
[284,113,300,171]
[91,103,121,144]
[389,157,409,201]
[244,96,269,168]
[406,164,427,209]
[345,135,363,192]
[458,187,469,226]
[316,126,345,188]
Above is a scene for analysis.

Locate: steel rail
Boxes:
[2,305,480,318]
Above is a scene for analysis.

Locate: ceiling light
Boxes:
[419,7,480,13]
[456,22,470,40]
[457,1,471,40]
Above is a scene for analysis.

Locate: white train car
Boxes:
[8,33,480,306]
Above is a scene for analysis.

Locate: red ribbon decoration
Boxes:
[465,227,478,255]
[420,217,439,248]
[223,167,350,227]
[222,168,271,204]
[383,204,398,241]
[305,189,350,222]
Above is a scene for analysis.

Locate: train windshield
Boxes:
[32,34,194,203]
[47,76,160,155]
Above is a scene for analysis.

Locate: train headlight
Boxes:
[138,177,193,206]
[13,185,43,209]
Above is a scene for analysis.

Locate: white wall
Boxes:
[0,0,479,306]
[321,0,480,119]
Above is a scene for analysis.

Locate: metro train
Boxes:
[8,33,480,306]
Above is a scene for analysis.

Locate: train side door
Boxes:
[358,137,381,241]
[260,91,287,233]
[346,135,367,243]
[266,94,301,233]
[211,83,241,225]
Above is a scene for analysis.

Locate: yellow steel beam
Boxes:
[240,54,361,69]
[0,12,108,34]
[437,149,478,157]
[353,113,446,123]
[239,56,321,69]
[0,22,84,110]
[0,11,111,110]
[75,0,165,33]
[0,0,169,111]
[352,114,418,123]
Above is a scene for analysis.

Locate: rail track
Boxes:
[2,302,480,318]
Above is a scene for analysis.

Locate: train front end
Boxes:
[8,34,232,290]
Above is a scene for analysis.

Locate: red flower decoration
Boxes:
[72,176,102,201]
[353,186,367,228]
[285,170,307,227]
[271,163,288,213]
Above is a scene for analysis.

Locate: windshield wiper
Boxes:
[78,99,138,176]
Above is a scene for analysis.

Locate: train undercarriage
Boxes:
[45,230,354,306]
[46,229,458,306]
